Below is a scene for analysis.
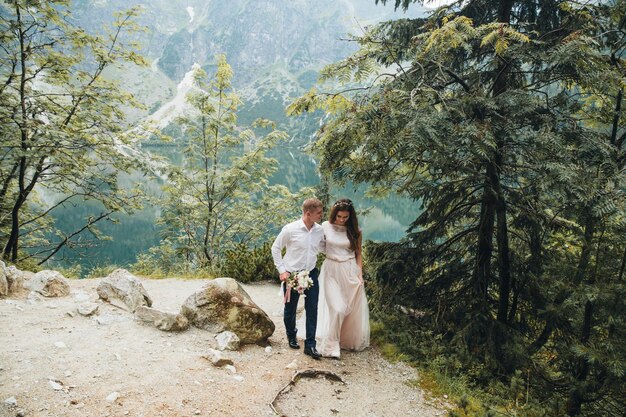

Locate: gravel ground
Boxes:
[0,278,448,417]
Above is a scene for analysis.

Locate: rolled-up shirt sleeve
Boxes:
[271,226,289,274]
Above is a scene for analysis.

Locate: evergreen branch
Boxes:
[428,60,471,92]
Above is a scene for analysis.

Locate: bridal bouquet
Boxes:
[283,270,314,303]
[287,270,314,294]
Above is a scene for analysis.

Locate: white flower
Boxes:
[286,270,314,295]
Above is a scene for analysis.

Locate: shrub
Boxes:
[221,241,276,283]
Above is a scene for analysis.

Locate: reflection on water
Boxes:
[361,207,406,242]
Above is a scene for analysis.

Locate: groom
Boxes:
[271,198,325,360]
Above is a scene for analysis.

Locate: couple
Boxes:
[271,198,370,360]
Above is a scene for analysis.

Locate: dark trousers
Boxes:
[283,267,319,349]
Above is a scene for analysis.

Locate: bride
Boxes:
[317,198,370,358]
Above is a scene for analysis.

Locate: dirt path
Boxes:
[1,278,447,417]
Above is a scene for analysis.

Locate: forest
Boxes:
[1,0,625,415]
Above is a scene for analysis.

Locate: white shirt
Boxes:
[271,219,325,274]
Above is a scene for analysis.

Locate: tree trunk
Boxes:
[3,156,46,262]
[4,4,29,262]
[491,0,515,322]
[473,168,495,306]
[566,299,594,416]
[494,157,511,324]
[565,209,596,416]
[618,245,626,282]
[3,156,27,262]
[511,213,543,323]
[574,212,595,286]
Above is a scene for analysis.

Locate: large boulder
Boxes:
[97,269,152,312]
[181,278,275,344]
[0,261,26,297]
[134,306,189,332]
[25,270,70,297]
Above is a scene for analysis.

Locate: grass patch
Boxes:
[370,320,411,363]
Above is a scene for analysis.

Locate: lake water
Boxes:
[50,142,417,272]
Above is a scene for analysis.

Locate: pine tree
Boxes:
[290,0,626,414]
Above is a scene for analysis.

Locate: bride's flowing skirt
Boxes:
[317,257,370,358]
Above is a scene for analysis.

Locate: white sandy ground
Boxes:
[0,278,448,417]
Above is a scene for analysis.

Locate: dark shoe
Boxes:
[304,346,322,360]
[288,338,300,349]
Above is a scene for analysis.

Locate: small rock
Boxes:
[16,409,26,417]
[225,365,237,374]
[4,396,17,406]
[134,305,189,332]
[97,269,152,312]
[202,349,233,368]
[64,370,72,377]
[285,359,298,370]
[27,291,43,302]
[49,380,63,390]
[106,391,120,402]
[215,331,240,351]
[265,346,273,354]
[232,375,244,382]
[77,303,99,317]
[66,311,76,317]
[26,270,70,297]
[194,410,201,415]
[54,341,66,349]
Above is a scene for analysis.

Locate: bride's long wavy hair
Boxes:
[329,198,361,252]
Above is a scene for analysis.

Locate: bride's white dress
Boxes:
[317,221,370,358]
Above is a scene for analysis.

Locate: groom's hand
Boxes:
[279,272,290,282]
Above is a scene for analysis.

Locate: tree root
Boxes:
[270,369,346,416]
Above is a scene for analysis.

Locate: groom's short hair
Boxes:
[302,198,323,213]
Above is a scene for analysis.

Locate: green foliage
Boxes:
[293,0,626,415]
[146,54,306,273]
[0,0,152,265]
[221,241,277,283]
[85,264,121,279]
[55,264,82,279]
